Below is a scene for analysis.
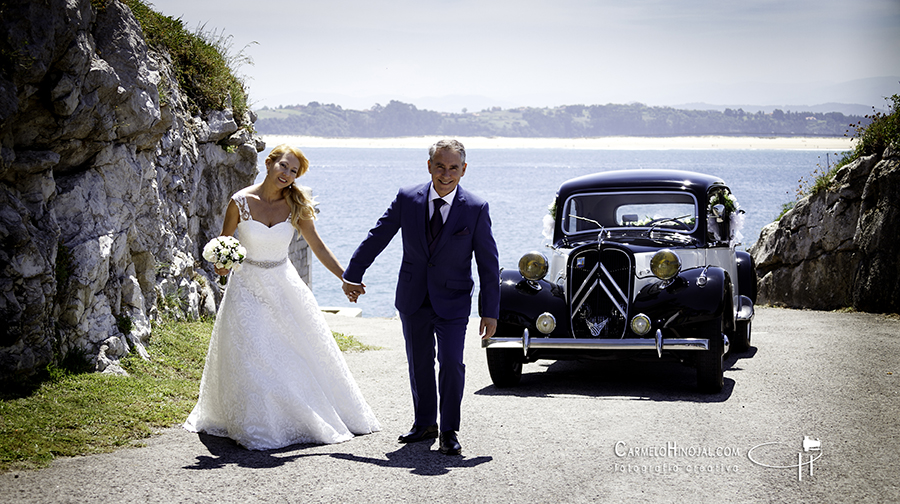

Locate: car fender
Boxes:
[498,269,570,336]
[632,266,728,328]
[735,250,758,303]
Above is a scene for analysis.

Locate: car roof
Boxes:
[558,169,727,198]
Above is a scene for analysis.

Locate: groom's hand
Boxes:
[479,317,497,339]
[342,280,366,303]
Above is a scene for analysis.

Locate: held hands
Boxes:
[480,317,497,340]
[214,266,230,277]
[342,280,366,303]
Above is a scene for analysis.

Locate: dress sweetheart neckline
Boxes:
[234,194,291,229]
[245,218,292,229]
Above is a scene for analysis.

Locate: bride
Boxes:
[184,144,380,450]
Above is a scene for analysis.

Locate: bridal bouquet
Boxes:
[202,236,246,283]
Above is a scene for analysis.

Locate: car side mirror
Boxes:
[707,204,731,244]
[711,204,725,219]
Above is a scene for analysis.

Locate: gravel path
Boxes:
[1,307,898,503]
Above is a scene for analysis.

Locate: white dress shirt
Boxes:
[428,185,456,224]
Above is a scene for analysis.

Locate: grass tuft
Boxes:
[332,332,380,352]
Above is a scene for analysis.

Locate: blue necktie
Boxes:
[429,199,445,251]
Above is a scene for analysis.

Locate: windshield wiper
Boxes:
[568,214,602,229]
[568,214,609,243]
[647,214,694,233]
[645,214,696,245]
[648,230,697,245]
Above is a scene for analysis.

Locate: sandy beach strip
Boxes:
[261,134,854,151]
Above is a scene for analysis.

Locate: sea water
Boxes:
[253,146,837,317]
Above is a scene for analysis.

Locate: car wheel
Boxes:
[486,324,524,387]
[486,348,523,387]
[731,320,751,353]
[696,316,724,393]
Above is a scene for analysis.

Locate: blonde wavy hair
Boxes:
[266,144,317,231]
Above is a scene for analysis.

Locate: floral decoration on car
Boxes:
[709,190,741,216]
[542,199,557,240]
[708,190,745,243]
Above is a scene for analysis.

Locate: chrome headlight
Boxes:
[535,312,556,334]
[518,252,549,282]
[650,249,681,280]
[630,314,651,336]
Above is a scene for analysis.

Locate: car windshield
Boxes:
[562,191,698,235]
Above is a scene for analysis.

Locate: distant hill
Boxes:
[674,102,879,116]
[253,100,869,138]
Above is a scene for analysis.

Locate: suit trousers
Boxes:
[399,304,468,432]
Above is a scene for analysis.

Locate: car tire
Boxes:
[486,324,524,387]
[486,348,523,387]
[731,320,751,353]
[696,316,724,393]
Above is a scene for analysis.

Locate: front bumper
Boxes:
[483,329,727,358]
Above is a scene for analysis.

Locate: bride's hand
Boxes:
[215,266,230,277]
[342,280,365,303]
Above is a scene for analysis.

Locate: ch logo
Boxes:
[748,436,823,481]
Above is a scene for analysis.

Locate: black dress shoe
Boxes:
[439,431,461,455]
[398,424,438,443]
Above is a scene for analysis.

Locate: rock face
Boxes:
[0,0,274,380]
[750,145,900,313]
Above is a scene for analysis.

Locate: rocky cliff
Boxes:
[0,0,267,380]
[750,145,900,313]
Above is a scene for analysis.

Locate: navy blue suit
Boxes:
[344,182,499,431]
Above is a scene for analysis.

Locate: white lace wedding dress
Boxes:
[184,193,380,450]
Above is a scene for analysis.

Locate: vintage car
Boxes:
[483,169,757,393]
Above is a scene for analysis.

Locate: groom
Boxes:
[342,139,500,455]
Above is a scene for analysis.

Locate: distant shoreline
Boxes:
[261,134,855,151]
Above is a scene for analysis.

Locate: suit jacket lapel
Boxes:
[416,184,429,254]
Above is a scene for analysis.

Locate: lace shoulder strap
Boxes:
[232,193,252,222]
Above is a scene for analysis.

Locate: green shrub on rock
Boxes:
[850,92,900,159]
[120,0,253,123]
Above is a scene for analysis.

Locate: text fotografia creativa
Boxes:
[613,461,740,475]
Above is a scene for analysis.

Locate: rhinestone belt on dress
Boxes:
[244,257,287,268]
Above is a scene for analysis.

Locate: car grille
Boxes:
[568,247,633,338]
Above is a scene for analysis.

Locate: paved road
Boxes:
[1,307,898,503]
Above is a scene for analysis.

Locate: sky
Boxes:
[144,0,900,113]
